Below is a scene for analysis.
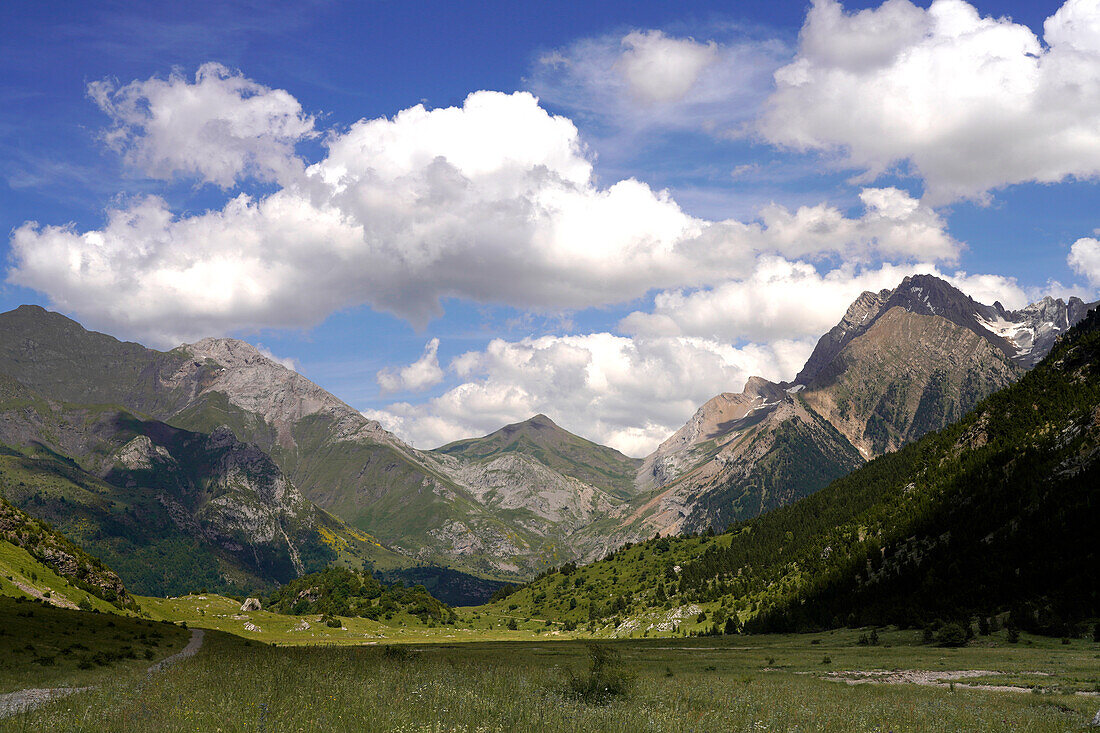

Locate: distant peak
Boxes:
[526,413,556,427]
[184,337,273,368]
[742,376,780,397]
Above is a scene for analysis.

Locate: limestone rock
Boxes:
[240,597,262,612]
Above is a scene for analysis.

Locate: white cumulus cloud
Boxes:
[377,338,445,394]
[1068,237,1100,287]
[760,0,1100,203]
[88,62,315,187]
[8,72,963,346]
[617,30,718,104]
[621,258,1031,343]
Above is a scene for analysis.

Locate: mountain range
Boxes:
[0,274,1093,601]
[488,300,1100,636]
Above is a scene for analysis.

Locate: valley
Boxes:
[0,276,1097,730]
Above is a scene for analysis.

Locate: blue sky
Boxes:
[2,0,1099,455]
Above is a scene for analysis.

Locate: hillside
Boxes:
[0,307,643,577]
[436,414,640,499]
[0,493,133,611]
[0,371,431,595]
[622,276,1091,538]
[482,304,1100,636]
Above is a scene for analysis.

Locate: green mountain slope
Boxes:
[0,492,133,611]
[0,307,630,578]
[0,371,426,595]
[482,305,1100,635]
[435,414,640,499]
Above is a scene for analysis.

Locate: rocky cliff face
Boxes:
[800,306,1022,457]
[614,383,862,539]
[637,376,789,494]
[0,373,335,594]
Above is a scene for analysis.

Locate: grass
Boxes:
[0,540,122,615]
[0,596,189,694]
[2,616,1098,732]
[134,592,594,645]
[4,583,1098,730]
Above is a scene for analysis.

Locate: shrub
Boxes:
[936,623,967,647]
[382,645,410,662]
[565,643,634,704]
[507,618,518,631]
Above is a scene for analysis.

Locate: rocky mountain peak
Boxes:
[185,337,274,369]
[177,336,402,448]
[883,274,986,326]
[636,376,788,492]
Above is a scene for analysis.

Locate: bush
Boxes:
[381,645,410,662]
[507,618,518,631]
[936,623,967,647]
[565,643,634,704]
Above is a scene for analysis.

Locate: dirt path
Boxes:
[824,668,1099,696]
[0,628,204,719]
[0,686,94,718]
[147,628,205,674]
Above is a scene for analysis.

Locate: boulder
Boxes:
[240,597,262,612]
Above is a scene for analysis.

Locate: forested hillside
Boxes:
[483,306,1100,636]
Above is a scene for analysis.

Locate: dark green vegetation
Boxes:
[437,413,641,498]
[488,307,1100,636]
[266,567,454,623]
[376,565,506,607]
[5,628,1099,731]
[0,493,133,609]
[0,595,188,694]
[0,407,334,597]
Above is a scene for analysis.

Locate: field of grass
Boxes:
[4,624,1099,732]
[135,592,591,645]
[0,596,190,694]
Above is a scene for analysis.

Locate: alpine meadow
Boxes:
[1,1,1100,731]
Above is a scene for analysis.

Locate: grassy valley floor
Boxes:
[2,619,1098,732]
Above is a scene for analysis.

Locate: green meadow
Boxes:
[3,601,1099,732]
[4,553,1099,730]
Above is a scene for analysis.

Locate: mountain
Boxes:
[435,414,640,499]
[0,306,641,579]
[624,275,1094,537]
[627,378,863,536]
[483,304,1100,636]
[1,275,1089,584]
[0,373,380,595]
